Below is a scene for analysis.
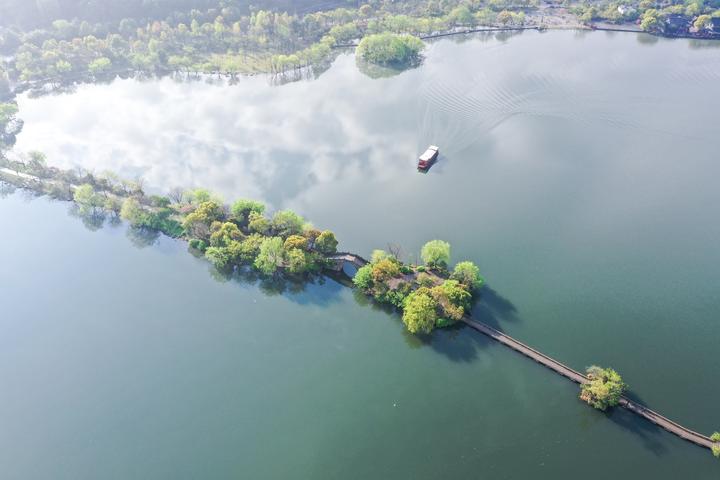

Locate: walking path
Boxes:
[328,252,369,270]
[462,317,716,450]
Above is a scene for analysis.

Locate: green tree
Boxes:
[183,201,224,239]
[237,234,264,263]
[271,209,305,237]
[353,264,374,290]
[209,221,243,247]
[402,290,438,334]
[685,1,702,17]
[449,5,475,25]
[497,10,513,25]
[26,151,47,176]
[694,14,712,31]
[287,248,310,274]
[248,211,271,235]
[120,197,148,226]
[88,57,112,75]
[371,249,392,263]
[712,431,720,458]
[421,240,450,269]
[254,236,285,275]
[55,60,72,74]
[314,230,338,254]
[359,4,373,17]
[371,257,401,284]
[73,184,104,213]
[230,198,265,223]
[640,9,660,31]
[356,33,424,66]
[205,245,235,269]
[580,366,626,411]
[303,228,322,247]
[0,102,22,148]
[452,261,484,290]
[284,234,309,251]
[183,188,222,205]
[431,280,471,321]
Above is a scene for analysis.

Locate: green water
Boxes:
[3,30,720,478]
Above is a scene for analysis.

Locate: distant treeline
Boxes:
[0,0,346,30]
[0,0,534,90]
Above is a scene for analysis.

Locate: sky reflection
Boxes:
[13,30,720,260]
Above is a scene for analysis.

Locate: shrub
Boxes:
[387,282,412,308]
[417,272,435,287]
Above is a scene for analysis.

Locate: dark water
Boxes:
[3,30,720,478]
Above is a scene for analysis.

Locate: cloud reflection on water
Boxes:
[14,30,719,223]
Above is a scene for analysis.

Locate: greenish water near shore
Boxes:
[3,30,720,478]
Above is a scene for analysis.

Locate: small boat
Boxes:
[418,145,439,170]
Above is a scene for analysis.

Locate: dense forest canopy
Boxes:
[0,1,353,29]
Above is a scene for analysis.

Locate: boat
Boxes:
[418,145,439,170]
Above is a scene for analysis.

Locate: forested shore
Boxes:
[1,0,718,100]
[0,0,536,97]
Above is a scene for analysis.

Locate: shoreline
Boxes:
[4,24,718,102]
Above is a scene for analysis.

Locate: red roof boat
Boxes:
[418,145,439,170]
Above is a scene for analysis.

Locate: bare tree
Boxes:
[168,186,184,204]
[387,243,404,262]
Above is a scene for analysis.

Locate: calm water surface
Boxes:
[3,30,720,478]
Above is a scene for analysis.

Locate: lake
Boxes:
[3,30,720,478]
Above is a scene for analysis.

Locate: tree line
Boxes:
[0,0,534,86]
[571,0,720,34]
